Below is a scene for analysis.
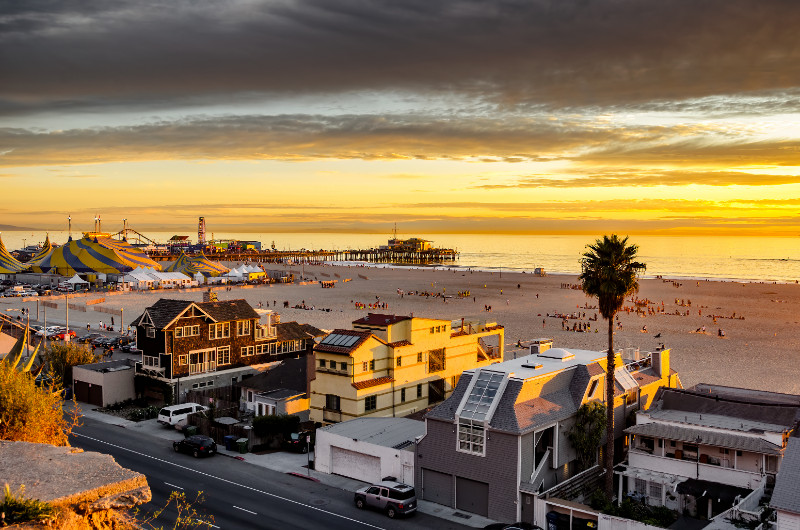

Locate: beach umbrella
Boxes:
[0,234,25,273]
[30,235,162,276]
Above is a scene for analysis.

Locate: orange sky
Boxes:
[2,1,800,235]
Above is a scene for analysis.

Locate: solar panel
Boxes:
[321,333,361,348]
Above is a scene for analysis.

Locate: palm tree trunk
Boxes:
[605,315,615,499]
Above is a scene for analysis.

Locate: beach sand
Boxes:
[6,263,800,394]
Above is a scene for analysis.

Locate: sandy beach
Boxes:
[5,263,800,394]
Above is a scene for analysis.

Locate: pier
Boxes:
[147,247,458,265]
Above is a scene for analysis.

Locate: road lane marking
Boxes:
[74,433,385,530]
[164,482,183,490]
[233,506,257,515]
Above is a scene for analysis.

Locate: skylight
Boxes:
[459,371,505,422]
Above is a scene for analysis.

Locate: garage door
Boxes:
[331,447,381,484]
[456,476,489,517]
[422,468,453,506]
[88,384,103,407]
[74,381,89,403]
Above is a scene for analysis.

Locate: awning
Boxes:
[675,478,751,506]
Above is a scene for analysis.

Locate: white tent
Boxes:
[67,274,89,285]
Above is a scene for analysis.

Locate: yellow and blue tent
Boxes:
[24,234,52,269]
[0,234,25,273]
[165,251,229,277]
[30,235,162,276]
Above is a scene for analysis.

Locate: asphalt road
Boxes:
[71,418,472,530]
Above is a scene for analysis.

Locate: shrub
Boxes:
[1,484,55,525]
[127,406,160,422]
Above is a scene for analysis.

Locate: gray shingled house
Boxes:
[771,437,800,529]
[414,341,679,522]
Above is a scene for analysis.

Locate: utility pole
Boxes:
[65,291,69,337]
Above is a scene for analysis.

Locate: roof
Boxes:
[771,437,800,514]
[352,314,411,327]
[236,357,307,393]
[625,422,784,455]
[297,323,327,338]
[314,329,372,355]
[352,376,394,390]
[134,298,258,330]
[319,417,425,449]
[256,388,305,401]
[388,340,412,347]
[277,321,323,342]
[649,387,800,433]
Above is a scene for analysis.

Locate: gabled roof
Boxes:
[135,298,259,330]
[200,299,259,322]
[139,299,194,329]
[771,437,800,514]
[352,313,411,327]
[314,329,373,355]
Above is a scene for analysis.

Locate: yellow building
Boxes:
[310,313,505,424]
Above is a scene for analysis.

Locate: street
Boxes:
[71,418,472,530]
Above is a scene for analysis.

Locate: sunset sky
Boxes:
[2,0,800,235]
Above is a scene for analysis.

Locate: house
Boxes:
[621,383,800,519]
[133,298,321,402]
[771,437,800,529]
[315,417,425,485]
[414,341,679,522]
[237,356,312,420]
[309,313,505,424]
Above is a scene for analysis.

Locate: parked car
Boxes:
[92,336,113,347]
[173,435,217,458]
[354,480,417,518]
[158,403,208,427]
[112,336,133,347]
[50,329,76,341]
[283,431,314,453]
[121,342,139,353]
[77,333,102,344]
[36,326,61,337]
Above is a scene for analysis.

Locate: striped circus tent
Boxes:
[30,234,162,276]
[0,234,25,273]
[24,234,52,268]
[165,251,229,277]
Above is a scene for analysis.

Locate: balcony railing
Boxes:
[189,361,216,375]
[628,449,765,490]
[477,339,502,361]
[255,325,276,340]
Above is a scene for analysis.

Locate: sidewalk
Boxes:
[71,402,496,528]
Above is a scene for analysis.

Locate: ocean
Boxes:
[2,231,799,283]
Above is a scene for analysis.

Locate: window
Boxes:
[209,322,230,339]
[766,455,778,473]
[428,348,446,372]
[175,327,184,338]
[362,361,368,372]
[188,325,200,336]
[146,327,155,338]
[241,345,255,357]
[587,379,599,398]
[417,351,423,363]
[217,346,231,366]
[143,356,159,367]
[178,354,187,366]
[430,327,435,334]
[649,482,662,500]
[626,391,638,406]
[417,383,422,398]
[320,359,327,368]
[340,362,347,371]
[365,395,377,411]
[457,419,484,455]
[369,359,375,371]
[325,394,340,411]
[451,374,460,389]
[436,326,441,333]
[634,478,647,495]
[237,320,251,337]
[396,356,402,367]
[400,388,406,402]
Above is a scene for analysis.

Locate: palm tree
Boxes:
[579,234,645,499]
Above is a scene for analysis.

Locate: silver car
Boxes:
[354,480,417,518]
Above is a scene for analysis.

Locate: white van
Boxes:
[157,403,208,428]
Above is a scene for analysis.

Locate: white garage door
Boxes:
[331,447,381,484]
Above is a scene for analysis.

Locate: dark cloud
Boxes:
[2,0,800,113]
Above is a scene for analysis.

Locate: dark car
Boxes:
[284,431,314,453]
[112,336,134,347]
[121,343,140,353]
[354,481,417,518]
[173,435,217,458]
[77,333,102,344]
[92,336,113,347]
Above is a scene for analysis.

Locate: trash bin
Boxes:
[224,435,238,451]
[236,438,248,454]
[184,425,197,436]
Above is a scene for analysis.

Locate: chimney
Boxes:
[652,347,671,379]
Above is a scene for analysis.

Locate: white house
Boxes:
[315,417,425,485]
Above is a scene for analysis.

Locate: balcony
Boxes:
[477,339,502,361]
[255,325,276,341]
[628,449,765,490]
[189,361,216,375]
